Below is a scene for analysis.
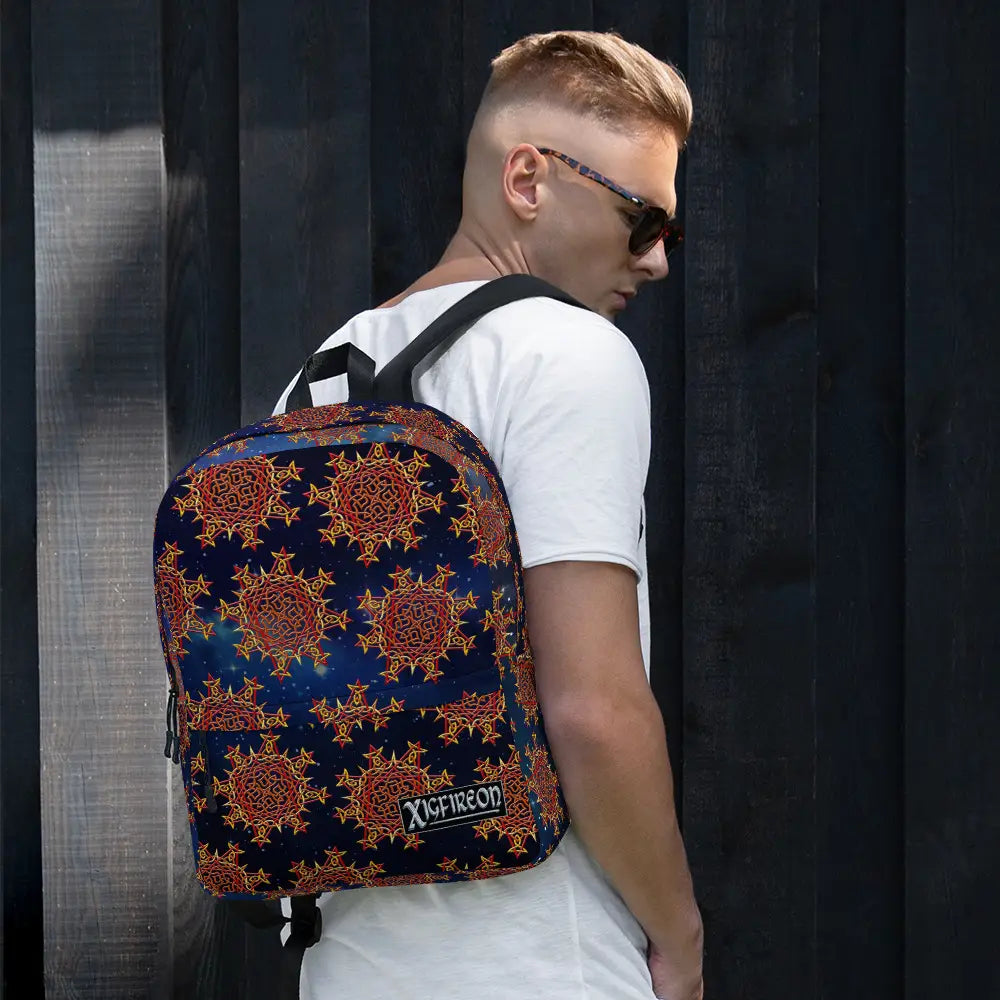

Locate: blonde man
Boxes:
[277,29,704,1000]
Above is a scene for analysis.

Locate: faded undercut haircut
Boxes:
[474,29,693,147]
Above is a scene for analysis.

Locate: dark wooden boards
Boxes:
[239,0,372,423]
[0,0,44,995]
[370,1,464,304]
[816,2,905,997]
[684,1,820,996]
[31,0,168,995]
[904,0,1000,996]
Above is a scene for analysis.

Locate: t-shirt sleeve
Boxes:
[494,315,651,581]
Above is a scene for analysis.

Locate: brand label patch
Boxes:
[398,781,507,834]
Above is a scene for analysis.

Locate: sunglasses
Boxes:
[536,147,683,258]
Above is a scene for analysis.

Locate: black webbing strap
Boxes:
[286,342,377,411]
[285,274,589,408]
[228,895,322,1000]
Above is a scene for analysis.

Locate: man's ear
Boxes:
[502,144,545,221]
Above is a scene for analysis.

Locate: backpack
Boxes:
[152,275,588,997]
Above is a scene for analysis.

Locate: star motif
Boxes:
[217,547,351,682]
[356,564,478,684]
[310,681,405,746]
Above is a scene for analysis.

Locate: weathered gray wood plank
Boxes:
[32,0,168,995]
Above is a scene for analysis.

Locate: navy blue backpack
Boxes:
[153,275,588,996]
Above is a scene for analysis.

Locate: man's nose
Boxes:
[636,238,670,281]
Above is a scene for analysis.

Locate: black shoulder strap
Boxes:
[285,274,588,409]
[228,895,321,1000]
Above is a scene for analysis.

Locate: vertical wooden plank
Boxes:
[590,0,690,815]
[816,1,905,997]
[164,0,241,474]
[162,3,250,998]
[370,1,463,303]
[684,1,819,996]
[461,1,594,141]
[239,0,372,424]
[0,0,44,994]
[905,0,1000,996]
[31,0,168,995]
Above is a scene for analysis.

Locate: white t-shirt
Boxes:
[273,280,656,1000]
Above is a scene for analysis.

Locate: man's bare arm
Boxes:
[525,560,703,994]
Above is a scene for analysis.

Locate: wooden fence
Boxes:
[1,0,997,997]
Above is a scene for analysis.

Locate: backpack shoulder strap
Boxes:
[286,274,588,409]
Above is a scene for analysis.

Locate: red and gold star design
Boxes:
[437,855,503,878]
[172,454,301,549]
[213,732,329,846]
[472,746,536,857]
[379,405,462,447]
[481,588,516,673]
[434,689,506,745]
[357,564,478,684]
[511,657,540,728]
[526,737,564,832]
[196,842,271,896]
[288,847,385,893]
[450,472,512,568]
[203,438,250,459]
[260,403,370,434]
[288,425,368,447]
[155,542,214,662]
[335,741,453,851]
[186,675,289,731]
[217,547,351,682]
[376,873,437,887]
[390,427,471,477]
[310,681,405,747]
[307,442,444,566]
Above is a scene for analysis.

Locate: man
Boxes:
[275,29,703,1000]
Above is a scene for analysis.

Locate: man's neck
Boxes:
[376,231,527,309]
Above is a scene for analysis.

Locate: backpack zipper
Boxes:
[164,685,180,763]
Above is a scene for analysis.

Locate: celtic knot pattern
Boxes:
[434,689,506,745]
[173,454,301,549]
[196,842,270,896]
[310,681,405,746]
[481,588,516,674]
[450,472,512,568]
[526,738,564,831]
[218,547,351,682]
[259,403,370,434]
[511,657,540,728]
[213,732,329,846]
[186,675,288,731]
[473,746,536,857]
[155,542,214,662]
[357,564,478,684]
[335,741,453,850]
[307,442,444,566]
[289,847,384,893]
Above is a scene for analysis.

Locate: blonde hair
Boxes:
[476,29,693,147]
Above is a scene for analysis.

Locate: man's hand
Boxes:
[647,940,704,1000]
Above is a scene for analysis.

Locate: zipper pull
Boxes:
[171,689,181,764]
[164,689,177,759]
[200,731,218,813]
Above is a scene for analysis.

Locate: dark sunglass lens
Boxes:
[630,211,684,257]
[629,209,667,256]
